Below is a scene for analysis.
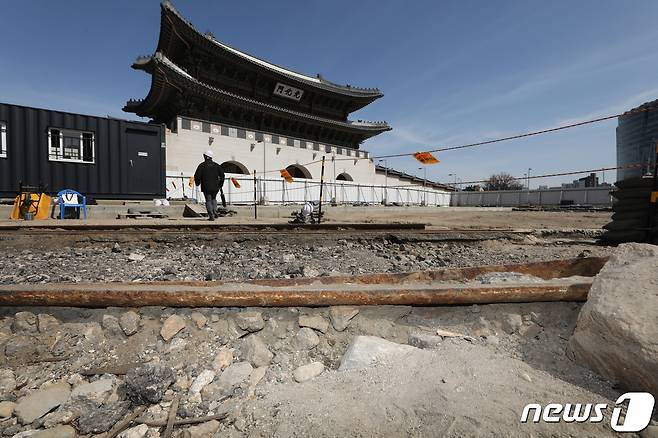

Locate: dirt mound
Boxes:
[246,340,620,437]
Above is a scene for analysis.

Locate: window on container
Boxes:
[48,128,95,164]
[0,122,6,158]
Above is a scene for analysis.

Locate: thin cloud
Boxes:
[557,87,658,126]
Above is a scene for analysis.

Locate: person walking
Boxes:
[193,150,225,221]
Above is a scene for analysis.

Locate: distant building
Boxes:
[560,173,601,189]
[616,99,658,180]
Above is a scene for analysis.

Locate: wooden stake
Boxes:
[162,395,180,438]
[139,410,229,427]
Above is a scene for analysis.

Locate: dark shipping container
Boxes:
[0,102,165,200]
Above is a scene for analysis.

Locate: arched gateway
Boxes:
[220,161,249,175]
[286,164,312,179]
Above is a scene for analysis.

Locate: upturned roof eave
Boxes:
[125,54,391,136]
[158,0,384,100]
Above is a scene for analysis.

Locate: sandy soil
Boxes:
[0,206,612,230]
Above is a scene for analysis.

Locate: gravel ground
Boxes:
[0,301,622,437]
[0,232,611,284]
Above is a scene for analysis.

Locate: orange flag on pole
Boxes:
[414,151,440,164]
[280,169,294,183]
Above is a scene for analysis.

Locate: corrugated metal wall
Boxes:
[0,103,165,199]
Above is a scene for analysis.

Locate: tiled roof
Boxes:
[126,53,391,135]
[160,0,383,98]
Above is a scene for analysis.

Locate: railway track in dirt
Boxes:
[0,257,607,307]
[0,224,602,241]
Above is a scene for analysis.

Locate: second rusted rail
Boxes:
[0,257,606,308]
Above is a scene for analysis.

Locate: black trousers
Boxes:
[204,190,218,219]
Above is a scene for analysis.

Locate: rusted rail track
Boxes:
[0,257,606,308]
[0,222,427,233]
[0,228,601,244]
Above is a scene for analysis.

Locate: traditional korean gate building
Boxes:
[125,1,451,204]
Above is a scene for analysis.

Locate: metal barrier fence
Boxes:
[451,186,613,207]
[165,174,452,206]
[166,174,614,207]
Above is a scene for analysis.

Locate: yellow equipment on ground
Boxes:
[10,192,52,220]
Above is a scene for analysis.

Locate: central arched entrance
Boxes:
[285,164,312,179]
[336,172,353,181]
[220,160,249,175]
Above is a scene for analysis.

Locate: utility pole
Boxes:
[318,156,325,224]
[253,170,257,220]
[332,155,336,203]
[527,167,532,191]
[378,159,388,205]
[448,173,458,192]
[260,139,266,204]
[418,167,427,205]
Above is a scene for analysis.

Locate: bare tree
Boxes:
[485,172,523,191]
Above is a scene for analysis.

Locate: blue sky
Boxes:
[3,0,658,187]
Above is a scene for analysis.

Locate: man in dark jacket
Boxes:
[194,150,225,221]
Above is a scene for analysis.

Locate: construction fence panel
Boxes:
[451,187,613,207]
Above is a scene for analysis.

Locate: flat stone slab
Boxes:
[70,378,115,403]
[329,306,359,332]
[31,425,77,438]
[298,315,329,333]
[294,362,325,383]
[161,314,186,341]
[15,382,71,424]
[339,335,419,371]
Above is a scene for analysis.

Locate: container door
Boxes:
[126,128,161,196]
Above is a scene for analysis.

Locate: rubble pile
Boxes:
[1,234,657,436]
[0,299,616,437]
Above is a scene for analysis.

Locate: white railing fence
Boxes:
[166,174,613,207]
[165,173,452,206]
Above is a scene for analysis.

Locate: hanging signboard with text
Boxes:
[273,83,303,101]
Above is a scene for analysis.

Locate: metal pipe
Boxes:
[0,283,592,308]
